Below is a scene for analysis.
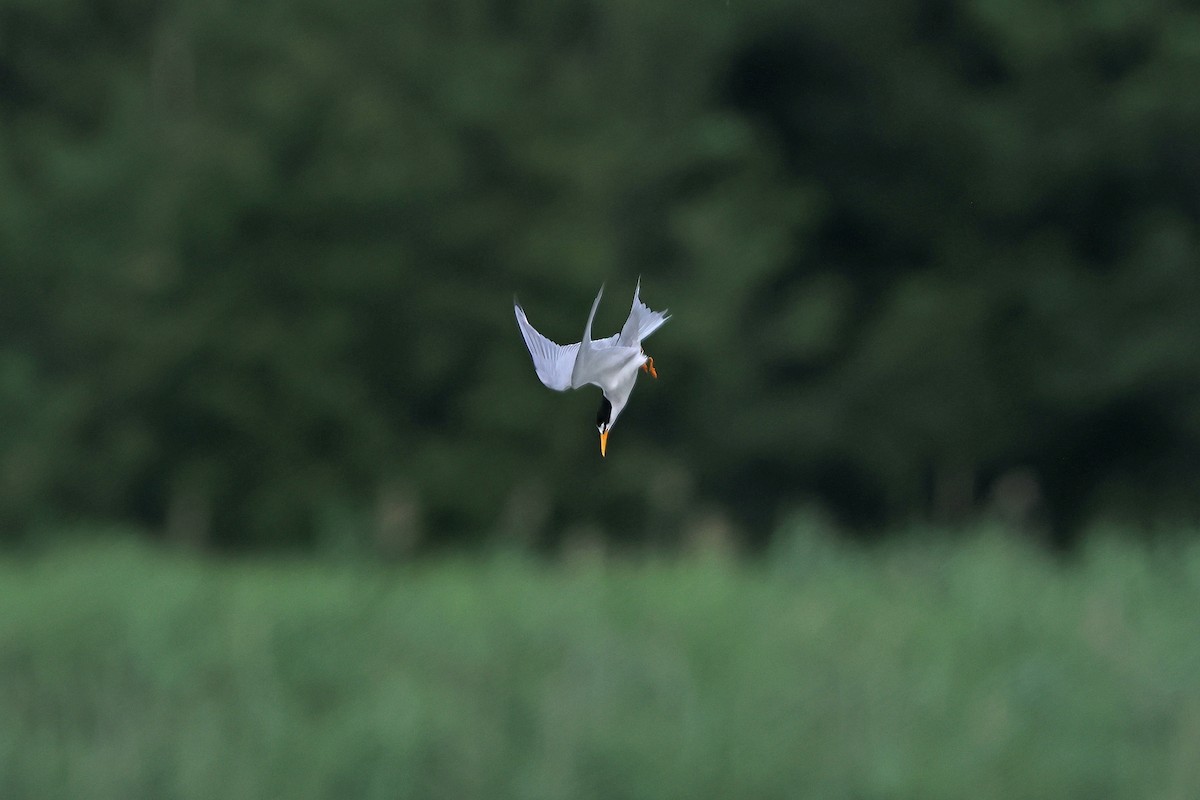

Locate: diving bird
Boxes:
[514,280,670,457]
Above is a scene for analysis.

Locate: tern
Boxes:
[514,280,670,456]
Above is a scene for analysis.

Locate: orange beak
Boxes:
[599,429,609,458]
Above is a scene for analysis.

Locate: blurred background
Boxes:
[3,1,1200,796]
[2,0,1199,553]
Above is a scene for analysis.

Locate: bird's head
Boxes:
[595,396,614,457]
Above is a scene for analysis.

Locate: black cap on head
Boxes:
[595,396,612,428]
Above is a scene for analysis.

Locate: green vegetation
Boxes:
[4,526,1198,799]
[3,0,1200,546]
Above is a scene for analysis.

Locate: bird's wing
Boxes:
[573,284,641,393]
[514,301,581,391]
[573,340,639,394]
[618,277,671,347]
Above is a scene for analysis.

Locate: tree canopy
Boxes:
[2,0,1198,549]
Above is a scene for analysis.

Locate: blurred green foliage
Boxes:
[3,527,1199,798]
[1,0,1199,547]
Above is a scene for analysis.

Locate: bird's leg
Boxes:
[641,351,657,379]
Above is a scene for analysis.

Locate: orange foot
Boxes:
[641,354,658,379]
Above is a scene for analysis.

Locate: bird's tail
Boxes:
[619,277,670,345]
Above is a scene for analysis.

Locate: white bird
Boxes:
[514,279,670,456]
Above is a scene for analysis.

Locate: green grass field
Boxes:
[2,526,1199,799]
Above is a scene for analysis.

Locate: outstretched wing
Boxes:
[573,284,643,396]
[618,277,670,347]
[514,301,581,391]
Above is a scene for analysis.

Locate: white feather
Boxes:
[514,281,670,428]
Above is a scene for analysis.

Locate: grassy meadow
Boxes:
[2,525,1199,799]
